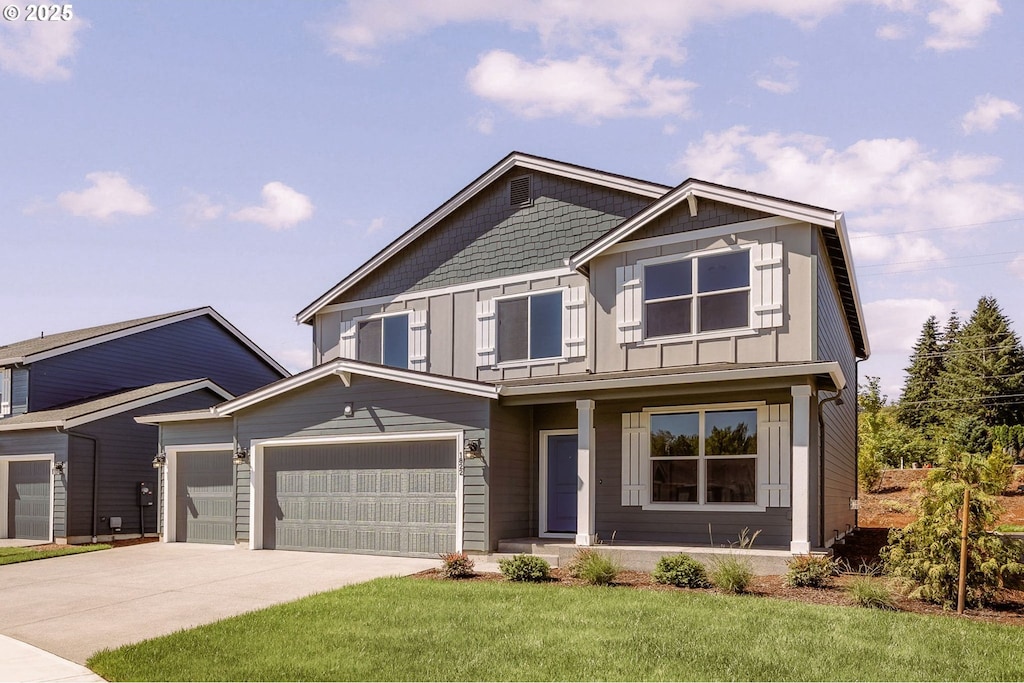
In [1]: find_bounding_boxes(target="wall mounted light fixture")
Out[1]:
[463,439,483,458]
[343,402,354,418]
[53,461,65,475]
[233,447,249,465]
[152,453,167,469]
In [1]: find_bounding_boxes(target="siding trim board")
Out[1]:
[248,431,465,553]
[0,453,56,542]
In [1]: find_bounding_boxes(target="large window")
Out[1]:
[497,291,562,363]
[649,408,758,505]
[643,250,750,338]
[357,314,409,369]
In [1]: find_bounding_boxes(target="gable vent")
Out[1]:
[509,175,532,206]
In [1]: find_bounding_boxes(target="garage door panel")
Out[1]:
[8,460,50,541]
[176,451,234,545]
[265,440,457,557]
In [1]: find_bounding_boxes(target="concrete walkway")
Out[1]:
[0,542,438,680]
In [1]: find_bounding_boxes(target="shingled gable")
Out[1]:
[295,152,670,323]
[567,177,870,359]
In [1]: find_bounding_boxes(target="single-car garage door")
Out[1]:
[8,460,50,540]
[264,440,456,557]
[176,451,235,544]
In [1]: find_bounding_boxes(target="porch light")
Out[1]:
[233,447,249,465]
[53,461,65,475]
[152,453,166,469]
[343,402,354,417]
[463,439,483,458]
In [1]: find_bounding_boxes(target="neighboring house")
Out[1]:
[143,153,868,560]
[0,308,288,543]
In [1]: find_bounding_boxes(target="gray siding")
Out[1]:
[815,236,859,544]
[342,169,651,302]
[0,430,68,537]
[28,314,283,411]
[160,420,234,447]
[11,368,28,415]
[624,199,771,242]
[487,403,534,544]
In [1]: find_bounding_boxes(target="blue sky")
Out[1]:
[2,0,1021,398]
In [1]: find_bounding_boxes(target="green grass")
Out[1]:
[995,523,1024,532]
[89,577,1024,682]
[0,544,110,565]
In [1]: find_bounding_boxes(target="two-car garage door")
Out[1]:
[262,440,457,558]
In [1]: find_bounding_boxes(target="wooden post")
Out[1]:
[957,486,970,615]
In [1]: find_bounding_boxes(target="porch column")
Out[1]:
[575,399,596,546]
[790,385,813,554]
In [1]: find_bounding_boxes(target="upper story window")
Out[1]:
[339,310,428,371]
[0,367,10,416]
[643,249,750,339]
[497,291,562,363]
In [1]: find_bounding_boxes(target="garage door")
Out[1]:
[264,440,456,557]
[176,451,234,544]
[8,460,50,540]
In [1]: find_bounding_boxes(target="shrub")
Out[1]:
[708,555,753,593]
[566,549,619,585]
[847,576,898,610]
[438,551,475,579]
[784,554,839,588]
[858,449,883,492]
[498,554,550,582]
[652,554,710,588]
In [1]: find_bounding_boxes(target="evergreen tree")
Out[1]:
[937,296,1024,427]
[897,315,944,430]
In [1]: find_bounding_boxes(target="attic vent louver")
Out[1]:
[509,175,532,206]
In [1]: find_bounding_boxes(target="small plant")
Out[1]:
[708,555,753,593]
[847,576,898,610]
[881,500,909,514]
[566,549,619,585]
[438,551,475,579]
[652,553,710,588]
[995,524,1024,533]
[498,554,550,582]
[784,554,839,588]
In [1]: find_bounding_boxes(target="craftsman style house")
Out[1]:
[0,308,287,543]
[145,153,868,560]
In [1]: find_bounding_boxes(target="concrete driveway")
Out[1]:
[0,542,438,665]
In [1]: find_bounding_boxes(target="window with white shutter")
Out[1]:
[621,412,646,506]
[615,265,642,344]
[562,286,586,359]
[476,299,496,367]
[752,242,784,329]
[408,309,428,371]
[0,367,11,417]
[339,319,357,360]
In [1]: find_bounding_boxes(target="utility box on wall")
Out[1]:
[138,482,154,507]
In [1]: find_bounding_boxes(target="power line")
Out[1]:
[848,216,1024,240]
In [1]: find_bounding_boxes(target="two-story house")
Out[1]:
[0,307,287,544]
[143,153,868,565]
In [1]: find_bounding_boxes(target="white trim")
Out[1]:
[0,367,11,417]
[348,309,415,369]
[0,454,56,542]
[296,152,667,323]
[790,385,813,554]
[248,431,465,553]
[315,267,577,316]
[135,410,227,425]
[491,287,568,367]
[0,308,289,377]
[834,213,871,357]
[539,429,577,539]
[575,399,596,546]
[600,216,799,257]
[162,443,234,544]
[0,380,234,432]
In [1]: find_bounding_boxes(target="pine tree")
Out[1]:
[897,315,944,430]
[937,296,1024,427]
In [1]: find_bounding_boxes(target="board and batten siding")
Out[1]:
[0,430,68,537]
[28,315,283,412]
[11,368,29,415]
[815,236,859,544]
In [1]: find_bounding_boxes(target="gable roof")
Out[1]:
[295,152,670,324]
[0,379,232,432]
[567,178,870,359]
[0,307,290,375]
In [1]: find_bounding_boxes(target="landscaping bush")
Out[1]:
[566,549,619,585]
[498,554,550,582]
[438,551,475,579]
[847,576,898,610]
[652,553,710,588]
[708,556,753,594]
[784,554,839,588]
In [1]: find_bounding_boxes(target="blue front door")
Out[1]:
[546,434,578,534]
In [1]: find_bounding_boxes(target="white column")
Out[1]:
[575,399,596,546]
[790,385,813,554]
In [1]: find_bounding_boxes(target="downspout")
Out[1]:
[854,357,865,530]
[817,390,843,548]
[62,429,99,543]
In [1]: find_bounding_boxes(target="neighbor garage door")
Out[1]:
[8,460,50,540]
[263,440,456,557]
[175,451,235,544]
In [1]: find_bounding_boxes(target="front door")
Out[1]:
[545,434,577,534]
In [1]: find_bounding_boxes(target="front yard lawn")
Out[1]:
[0,544,110,565]
[89,577,1024,682]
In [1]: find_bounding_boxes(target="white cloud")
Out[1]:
[755,57,799,94]
[466,50,694,121]
[230,182,313,231]
[961,94,1021,134]
[864,298,950,355]
[471,110,496,134]
[274,347,313,373]
[1009,254,1024,280]
[925,0,1001,51]
[0,15,86,81]
[57,172,155,221]
[365,217,386,235]
[182,192,225,224]
[875,23,908,39]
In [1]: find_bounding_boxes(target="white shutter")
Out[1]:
[0,368,10,416]
[621,412,646,506]
[339,319,358,360]
[758,403,791,507]
[615,264,643,344]
[752,242,784,329]
[408,310,428,371]
[476,299,496,367]
[562,286,587,359]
